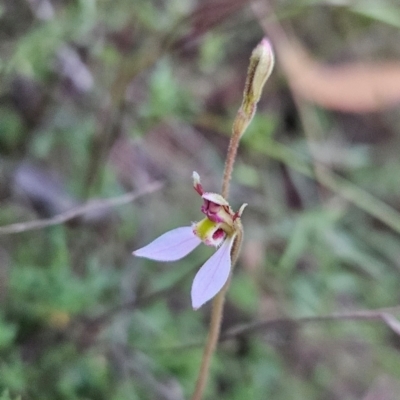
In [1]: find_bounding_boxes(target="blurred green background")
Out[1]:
[2,0,400,399]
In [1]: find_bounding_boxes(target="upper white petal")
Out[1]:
[133,227,201,262]
[202,192,229,206]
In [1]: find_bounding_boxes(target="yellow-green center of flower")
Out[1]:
[192,218,226,247]
[195,218,215,239]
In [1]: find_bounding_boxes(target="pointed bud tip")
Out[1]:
[251,37,274,88]
[253,38,273,58]
[260,38,272,50]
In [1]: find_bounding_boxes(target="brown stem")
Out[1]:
[190,286,226,400]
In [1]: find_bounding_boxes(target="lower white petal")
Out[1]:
[191,235,235,310]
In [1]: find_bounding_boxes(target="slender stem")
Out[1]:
[222,113,247,198]
[191,63,253,400]
[192,35,273,398]
[191,229,243,400]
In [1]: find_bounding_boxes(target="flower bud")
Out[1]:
[242,38,274,117]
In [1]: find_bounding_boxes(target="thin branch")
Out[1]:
[0,181,163,235]
[220,306,400,341]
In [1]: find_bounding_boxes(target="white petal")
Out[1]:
[133,227,201,262]
[202,192,229,206]
[191,236,235,310]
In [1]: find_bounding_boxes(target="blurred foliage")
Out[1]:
[0,390,21,400]
[1,0,400,399]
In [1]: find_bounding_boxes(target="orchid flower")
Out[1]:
[133,172,246,310]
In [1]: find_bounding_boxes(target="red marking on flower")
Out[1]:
[201,200,224,223]
[194,183,204,196]
[212,228,225,241]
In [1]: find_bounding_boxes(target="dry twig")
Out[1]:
[0,181,163,235]
[220,306,400,341]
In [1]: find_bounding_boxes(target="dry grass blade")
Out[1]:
[252,0,400,112]
[279,41,400,112]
